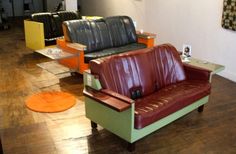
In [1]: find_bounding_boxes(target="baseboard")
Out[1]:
[218,71,236,82]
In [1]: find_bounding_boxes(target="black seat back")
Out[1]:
[62,16,137,52]
[57,11,79,21]
[31,12,54,39]
[55,11,79,36]
[105,16,137,47]
[89,19,113,51]
[63,20,95,53]
[31,11,80,39]
[63,19,113,53]
[51,13,62,37]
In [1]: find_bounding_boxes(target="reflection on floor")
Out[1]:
[0,20,236,154]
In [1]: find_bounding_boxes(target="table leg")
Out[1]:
[0,138,3,154]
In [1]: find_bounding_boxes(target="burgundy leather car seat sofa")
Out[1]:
[83,44,212,151]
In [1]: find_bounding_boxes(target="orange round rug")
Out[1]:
[25,91,76,113]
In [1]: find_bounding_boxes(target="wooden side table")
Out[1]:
[35,47,77,60]
[136,31,156,48]
[56,39,88,74]
[35,46,80,76]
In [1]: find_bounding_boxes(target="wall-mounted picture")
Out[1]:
[182,44,192,57]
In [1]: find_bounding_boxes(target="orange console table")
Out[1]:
[57,39,88,74]
[136,31,156,48]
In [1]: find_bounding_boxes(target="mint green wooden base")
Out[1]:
[85,95,209,143]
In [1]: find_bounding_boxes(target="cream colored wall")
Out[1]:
[79,0,236,81]
[65,0,77,11]
[79,0,146,29]
[46,0,62,12]
[145,0,236,82]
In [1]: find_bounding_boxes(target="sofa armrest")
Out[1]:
[57,39,86,53]
[67,43,87,51]
[184,63,211,81]
[83,87,133,112]
[101,89,133,104]
[136,31,156,48]
[136,31,156,39]
[56,38,89,73]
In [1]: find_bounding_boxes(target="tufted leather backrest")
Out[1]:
[105,16,137,47]
[51,14,62,37]
[153,44,186,89]
[31,12,54,39]
[62,16,137,52]
[53,11,79,37]
[63,20,94,53]
[90,48,156,97]
[31,11,80,39]
[89,44,186,98]
[63,19,113,53]
[89,19,113,51]
[57,11,79,21]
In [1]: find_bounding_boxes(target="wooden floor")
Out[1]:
[0,21,236,154]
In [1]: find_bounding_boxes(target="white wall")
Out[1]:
[46,0,62,12]
[2,0,13,16]
[79,0,236,81]
[65,0,77,11]
[145,0,236,82]
[79,0,146,29]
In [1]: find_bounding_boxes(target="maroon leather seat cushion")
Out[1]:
[134,80,211,129]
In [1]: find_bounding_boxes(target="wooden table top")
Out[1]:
[35,47,77,60]
[182,57,225,74]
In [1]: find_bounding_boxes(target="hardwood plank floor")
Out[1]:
[0,21,236,154]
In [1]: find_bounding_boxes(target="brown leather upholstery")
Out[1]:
[89,44,211,129]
